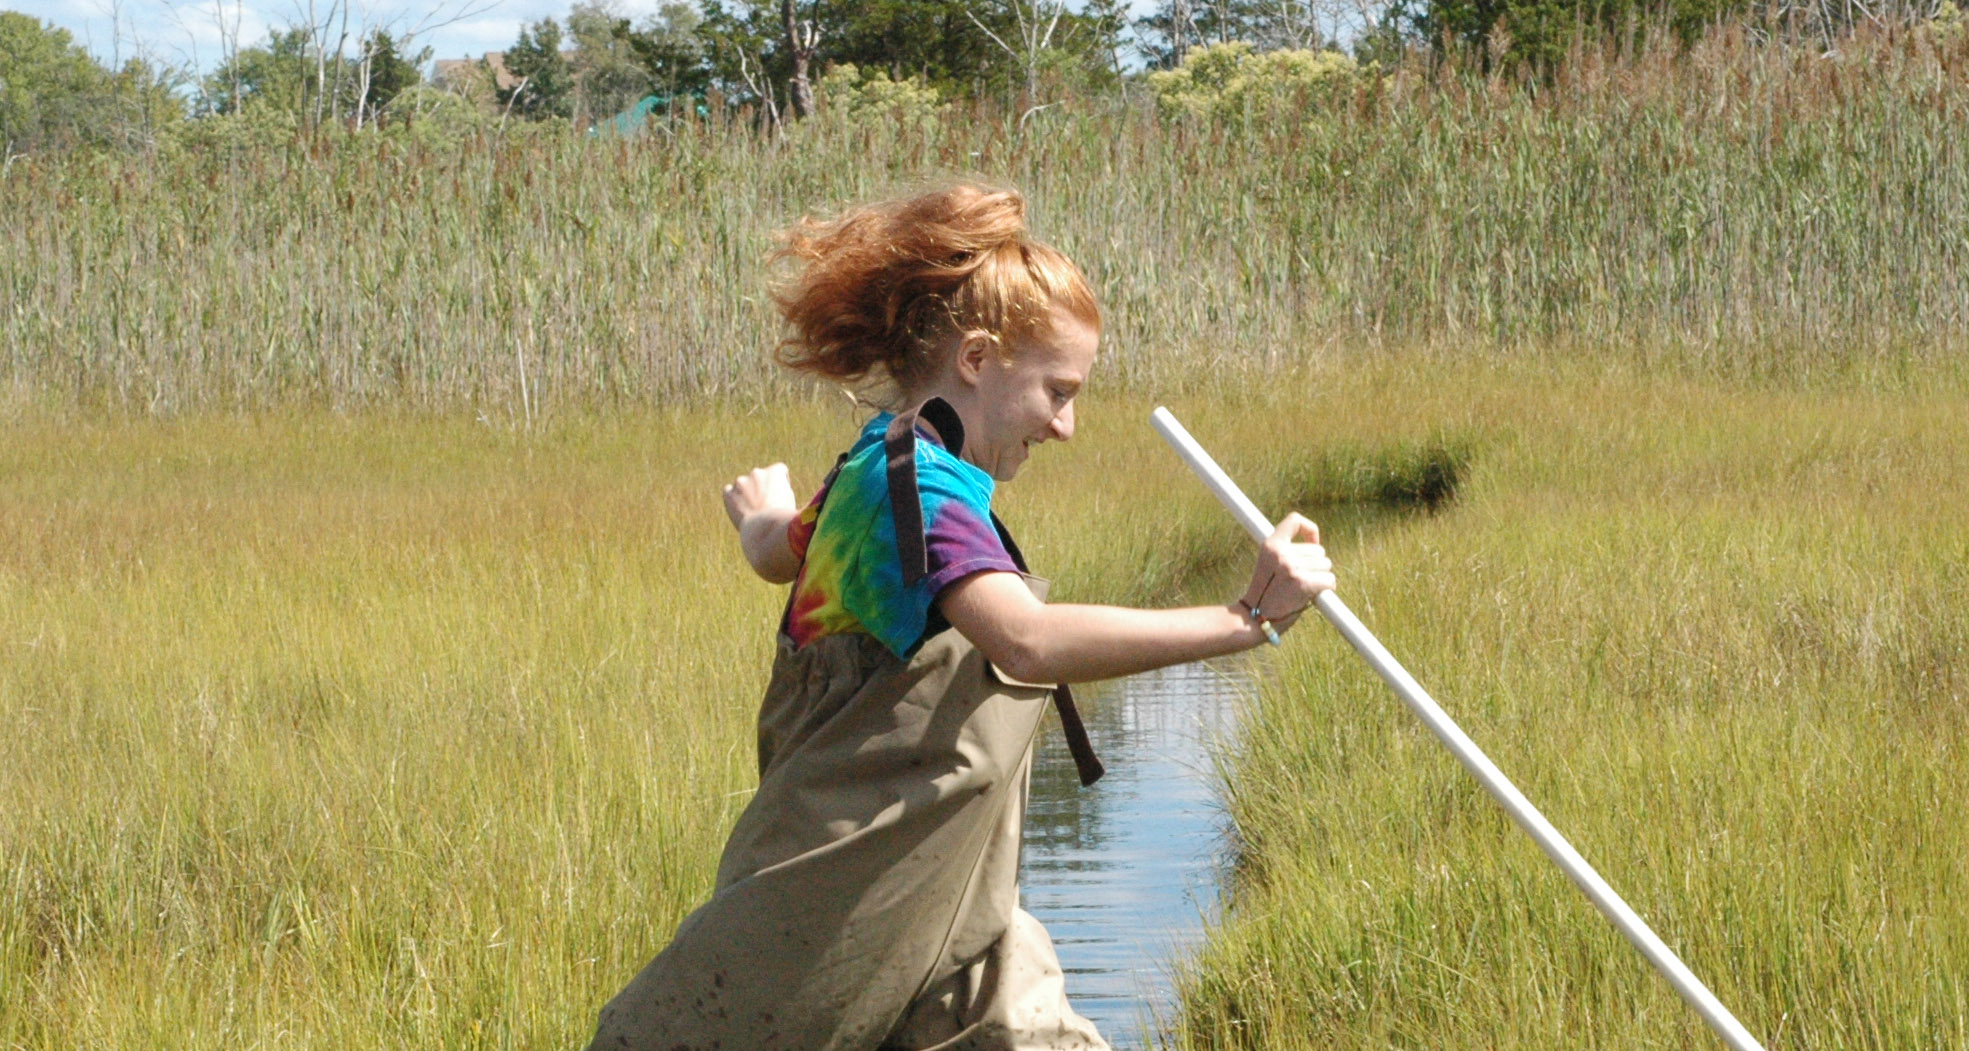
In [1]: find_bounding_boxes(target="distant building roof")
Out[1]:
[432,51,576,93]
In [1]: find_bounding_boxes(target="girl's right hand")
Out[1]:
[723,463,803,584]
[723,463,797,532]
[1240,513,1335,635]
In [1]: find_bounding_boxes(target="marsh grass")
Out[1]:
[2,361,1964,1047]
[0,392,1253,1048]
[0,408,821,1046]
[1165,361,1969,1050]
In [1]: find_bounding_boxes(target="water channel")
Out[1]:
[1020,659,1251,1050]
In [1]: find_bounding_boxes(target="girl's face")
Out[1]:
[955,305,1099,482]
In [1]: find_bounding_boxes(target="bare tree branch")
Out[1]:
[967,0,1070,101]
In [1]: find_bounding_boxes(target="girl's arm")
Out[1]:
[722,463,802,584]
[939,514,1335,685]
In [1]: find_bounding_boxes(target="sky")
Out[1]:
[14,1,1163,77]
[11,0,681,74]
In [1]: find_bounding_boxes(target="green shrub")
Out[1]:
[1933,0,1965,44]
[380,83,495,143]
[1146,41,1358,120]
[159,105,306,156]
[814,62,945,127]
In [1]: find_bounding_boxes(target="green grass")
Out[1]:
[0,409,803,1046]
[5,361,1963,1048]
[0,393,1253,1047]
[1166,361,1969,1049]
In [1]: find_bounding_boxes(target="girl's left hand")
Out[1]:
[1243,513,1335,634]
[723,463,797,531]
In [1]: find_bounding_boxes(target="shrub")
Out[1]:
[814,63,944,127]
[159,105,306,156]
[381,83,495,143]
[1933,0,1966,44]
[1146,41,1358,120]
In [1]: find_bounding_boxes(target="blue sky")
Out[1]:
[13,1,672,74]
[14,1,1161,76]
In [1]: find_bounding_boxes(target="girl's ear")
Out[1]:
[953,330,997,387]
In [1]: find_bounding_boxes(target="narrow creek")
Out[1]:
[1020,658,1250,1049]
[1015,440,1461,1047]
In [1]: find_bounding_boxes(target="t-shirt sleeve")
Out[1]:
[839,442,1020,658]
[917,464,1021,596]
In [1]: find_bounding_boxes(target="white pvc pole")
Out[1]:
[1151,407,1765,1051]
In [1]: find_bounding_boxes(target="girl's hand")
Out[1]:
[1240,513,1335,635]
[723,464,802,584]
[723,463,797,532]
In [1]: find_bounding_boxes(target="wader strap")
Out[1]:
[882,397,1105,787]
[992,512,1106,788]
[1052,683,1104,787]
[884,398,965,587]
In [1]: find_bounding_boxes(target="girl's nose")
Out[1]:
[1049,401,1075,442]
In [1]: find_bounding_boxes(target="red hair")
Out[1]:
[770,183,1099,397]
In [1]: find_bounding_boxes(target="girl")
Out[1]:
[587,183,1333,1051]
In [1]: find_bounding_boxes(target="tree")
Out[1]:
[500,18,575,120]
[971,0,1126,100]
[569,3,652,123]
[1,12,179,155]
[357,30,428,124]
[696,1,788,122]
[965,0,1069,101]
[829,1,1006,95]
[1412,0,1748,71]
[693,0,1126,115]
[1077,0,1132,78]
[2,13,110,154]
[782,0,819,118]
[1136,0,1331,67]
[626,3,711,109]
[104,57,186,148]
[200,27,319,116]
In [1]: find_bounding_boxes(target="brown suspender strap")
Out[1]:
[990,511,1105,787]
[1051,682,1105,787]
[885,398,1105,788]
[884,398,963,588]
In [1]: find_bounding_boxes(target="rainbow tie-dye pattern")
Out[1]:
[784,412,1019,658]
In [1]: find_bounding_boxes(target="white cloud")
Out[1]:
[168,0,274,64]
[10,0,1166,76]
[12,0,275,71]
[12,1,590,73]
[421,16,528,60]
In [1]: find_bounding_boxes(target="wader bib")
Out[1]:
[588,400,1106,1051]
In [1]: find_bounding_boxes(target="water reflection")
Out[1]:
[1021,660,1248,1050]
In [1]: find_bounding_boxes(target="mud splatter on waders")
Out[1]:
[588,399,1108,1051]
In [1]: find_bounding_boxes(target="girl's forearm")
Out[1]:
[738,509,801,583]
[995,600,1272,685]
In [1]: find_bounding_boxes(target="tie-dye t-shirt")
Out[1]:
[784,412,1020,658]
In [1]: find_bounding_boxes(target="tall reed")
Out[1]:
[4,25,1965,415]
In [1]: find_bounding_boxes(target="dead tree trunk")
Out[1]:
[781,0,818,119]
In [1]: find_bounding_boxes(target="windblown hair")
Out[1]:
[769,183,1100,398]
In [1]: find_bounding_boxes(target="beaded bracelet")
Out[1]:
[1237,598,1283,647]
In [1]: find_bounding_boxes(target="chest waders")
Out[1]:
[587,400,1108,1051]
